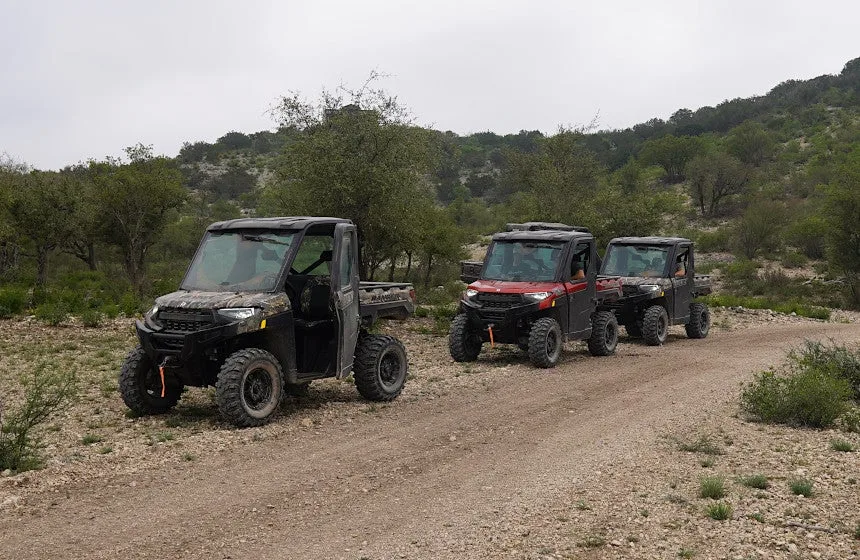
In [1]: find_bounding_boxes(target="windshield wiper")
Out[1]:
[241,234,291,246]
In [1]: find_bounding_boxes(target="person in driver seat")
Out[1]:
[571,260,585,281]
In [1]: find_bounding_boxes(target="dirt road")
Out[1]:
[1,321,858,559]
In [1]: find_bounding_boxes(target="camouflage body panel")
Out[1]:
[154,290,291,334]
[358,282,415,320]
[618,276,711,297]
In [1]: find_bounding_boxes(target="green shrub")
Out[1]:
[699,295,830,320]
[699,476,726,499]
[100,304,121,319]
[741,368,851,428]
[79,309,104,328]
[0,362,78,472]
[119,292,143,317]
[831,439,855,452]
[695,228,732,253]
[414,306,430,318]
[789,479,814,497]
[415,281,466,306]
[34,302,70,327]
[0,286,28,316]
[780,251,808,269]
[838,407,860,433]
[789,340,860,399]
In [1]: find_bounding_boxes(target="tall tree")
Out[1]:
[638,135,702,183]
[261,75,435,279]
[686,152,749,216]
[89,144,185,293]
[823,146,860,307]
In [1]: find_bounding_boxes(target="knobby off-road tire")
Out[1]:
[354,335,408,402]
[449,313,482,362]
[216,348,284,427]
[119,345,182,415]
[528,317,563,368]
[625,322,643,338]
[685,302,711,339]
[643,305,669,346]
[587,311,619,356]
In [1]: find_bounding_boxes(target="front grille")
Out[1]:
[622,285,639,296]
[158,308,215,332]
[477,292,523,310]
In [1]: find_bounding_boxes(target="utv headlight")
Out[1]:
[465,289,479,299]
[639,284,661,293]
[217,307,259,321]
[144,304,161,328]
[524,292,551,302]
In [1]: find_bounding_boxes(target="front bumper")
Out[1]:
[136,319,241,364]
[459,298,541,327]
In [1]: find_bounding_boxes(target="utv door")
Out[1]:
[671,245,692,323]
[332,224,360,378]
[567,241,596,337]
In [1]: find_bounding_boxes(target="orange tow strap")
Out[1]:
[488,326,495,348]
[159,366,166,398]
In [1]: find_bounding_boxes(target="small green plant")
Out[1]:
[0,362,77,472]
[839,407,860,433]
[640,508,650,517]
[98,446,113,454]
[182,453,196,462]
[740,474,770,489]
[700,457,714,468]
[35,302,70,326]
[79,309,104,328]
[747,512,765,523]
[706,501,733,521]
[699,476,726,499]
[789,479,814,497]
[854,523,860,540]
[579,535,606,548]
[677,434,723,455]
[678,548,695,559]
[414,306,429,318]
[831,439,855,452]
[81,434,103,445]
[574,500,591,510]
[155,431,174,443]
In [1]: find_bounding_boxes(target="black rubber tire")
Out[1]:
[625,322,643,338]
[354,335,408,401]
[119,346,182,415]
[528,317,563,368]
[216,348,284,427]
[643,305,669,346]
[685,302,711,339]
[449,313,482,362]
[587,311,619,356]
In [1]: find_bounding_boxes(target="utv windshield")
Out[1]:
[482,240,564,282]
[181,230,296,292]
[602,245,669,278]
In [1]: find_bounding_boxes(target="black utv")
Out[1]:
[120,217,416,427]
[600,236,712,346]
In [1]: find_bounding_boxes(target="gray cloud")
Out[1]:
[1,0,857,169]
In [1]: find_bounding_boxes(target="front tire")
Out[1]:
[587,311,619,356]
[449,313,482,362]
[528,317,563,368]
[119,346,182,415]
[643,305,669,346]
[685,302,711,339]
[216,348,284,427]
[354,335,408,401]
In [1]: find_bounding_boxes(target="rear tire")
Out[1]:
[119,346,182,415]
[354,335,408,401]
[587,311,619,356]
[528,317,562,368]
[216,348,284,427]
[449,313,482,362]
[685,302,711,339]
[643,305,669,346]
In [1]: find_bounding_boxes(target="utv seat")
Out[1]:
[294,276,333,329]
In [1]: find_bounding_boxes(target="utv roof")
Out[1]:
[494,229,593,243]
[609,236,692,245]
[208,217,353,232]
[505,222,590,233]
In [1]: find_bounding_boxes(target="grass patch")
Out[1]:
[699,476,726,499]
[678,548,695,559]
[677,434,723,455]
[831,439,855,452]
[747,512,765,523]
[98,446,113,454]
[579,535,606,548]
[705,501,733,521]
[700,457,715,468]
[740,474,770,489]
[81,434,103,445]
[789,479,814,497]
[700,294,830,320]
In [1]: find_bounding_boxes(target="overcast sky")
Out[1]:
[1,0,857,170]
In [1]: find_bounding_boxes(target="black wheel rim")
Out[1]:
[606,322,618,348]
[546,329,559,357]
[243,368,274,411]
[379,349,404,391]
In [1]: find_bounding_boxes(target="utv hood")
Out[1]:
[154,290,292,314]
